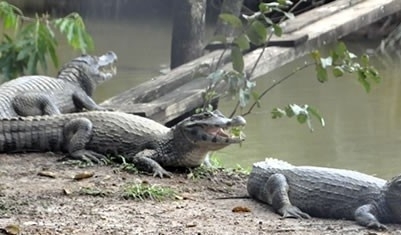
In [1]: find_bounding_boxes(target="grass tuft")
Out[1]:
[122,183,176,202]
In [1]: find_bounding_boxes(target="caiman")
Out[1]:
[0,51,117,117]
[247,158,401,230]
[0,110,246,177]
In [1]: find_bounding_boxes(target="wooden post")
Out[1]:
[170,0,206,69]
[213,0,244,37]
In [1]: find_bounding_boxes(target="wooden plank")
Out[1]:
[281,0,365,34]
[205,33,308,50]
[101,49,230,106]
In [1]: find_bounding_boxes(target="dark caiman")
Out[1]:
[247,158,401,230]
[0,110,246,177]
[0,51,117,117]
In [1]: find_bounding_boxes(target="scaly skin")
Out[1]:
[0,51,117,117]
[247,158,401,230]
[0,110,246,178]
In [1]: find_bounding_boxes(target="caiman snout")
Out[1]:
[179,110,246,149]
[98,51,118,67]
[230,116,246,126]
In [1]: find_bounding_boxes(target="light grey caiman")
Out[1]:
[0,51,117,117]
[247,158,401,230]
[0,110,246,177]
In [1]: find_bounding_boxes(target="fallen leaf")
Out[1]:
[232,206,251,213]
[3,224,20,235]
[186,222,197,228]
[73,172,94,181]
[63,188,72,195]
[37,171,57,178]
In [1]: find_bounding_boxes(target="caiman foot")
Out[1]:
[70,150,109,165]
[152,165,173,178]
[278,205,311,219]
[127,153,173,178]
[355,204,387,230]
[366,221,387,231]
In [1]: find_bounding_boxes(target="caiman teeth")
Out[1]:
[217,128,229,137]
[101,64,117,75]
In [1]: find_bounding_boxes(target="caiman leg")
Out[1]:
[12,93,62,116]
[63,117,108,164]
[264,173,311,219]
[355,204,387,230]
[72,92,109,111]
[126,150,173,178]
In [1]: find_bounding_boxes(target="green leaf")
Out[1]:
[367,68,380,83]
[360,54,369,67]
[258,3,272,14]
[277,0,293,6]
[37,51,47,72]
[310,50,321,63]
[246,20,267,46]
[66,21,75,42]
[335,42,347,57]
[296,113,307,124]
[231,45,244,73]
[358,70,370,92]
[284,105,295,117]
[332,66,344,77]
[55,18,71,33]
[206,70,225,84]
[27,53,38,75]
[315,64,328,83]
[272,24,282,37]
[82,31,94,51]
[283,12,295,20]
[234,34,250,51]
[219,13,243,28]
[48,43,58,68]
[16,47,32,61]
[271,108,285,119]
[251,91,261,108]
[307,106,325,127]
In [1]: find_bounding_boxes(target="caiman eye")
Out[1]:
[395,180,401,188]
[203,112,212,118]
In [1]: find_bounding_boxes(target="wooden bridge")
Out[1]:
[101,0,401,125]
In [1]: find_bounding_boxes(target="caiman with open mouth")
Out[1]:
[0,51,117,117]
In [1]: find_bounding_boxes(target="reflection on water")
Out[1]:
[63,18,401,179]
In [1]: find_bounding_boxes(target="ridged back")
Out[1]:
[0,111,171,155]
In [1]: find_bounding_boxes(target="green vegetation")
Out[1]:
[200,0,381,131]
[120,163,139,174]
[78,187,111,197]
[188,154,250,179]
[0,1,94,80]
[122,183,176,201]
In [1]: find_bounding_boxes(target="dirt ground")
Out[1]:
[0,153,400,235]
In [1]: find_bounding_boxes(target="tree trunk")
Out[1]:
[170,0,206,69]
[213,0,244,37]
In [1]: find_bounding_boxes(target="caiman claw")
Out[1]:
[279,205,311,219]
[153,166,173,178]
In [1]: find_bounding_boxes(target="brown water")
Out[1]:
[57,18,400,179]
